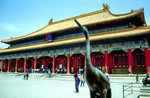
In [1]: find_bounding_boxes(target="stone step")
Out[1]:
[140,86,150,98]
[140,96,150,98]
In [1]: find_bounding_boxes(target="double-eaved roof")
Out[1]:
[0,4,149,53]
[0,27,150,53]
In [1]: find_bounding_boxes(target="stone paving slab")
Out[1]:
[0,73,143,98]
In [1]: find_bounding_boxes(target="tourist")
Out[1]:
[55,68,57,73]
[57,68,60,73]
[23,71,29,80]
[23,73,26,80]
[32,69,34,73]
[78,68,81,74]
[74,74,80,93]
[128,68,131,75]
[28,68,31,72]
[145,73,150,81]
[61,68,64,73]
[142,73,150,86]
[18,68,20,72]
[64,67,66,74]
[80,73,85,87]
[136,74,140,83]
[43,68,45,73]
[48,69,51,78]
[71,67,74,73]
[81,68,84,74]
[26,72,29,80]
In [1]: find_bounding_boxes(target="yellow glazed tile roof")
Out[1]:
[1,8,145,43]
[0,27,150,53]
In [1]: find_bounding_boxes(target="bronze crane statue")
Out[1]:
[74,19,111,98]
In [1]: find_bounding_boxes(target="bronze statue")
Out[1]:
[74,19,111,98]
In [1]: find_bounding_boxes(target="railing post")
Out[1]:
[131,83,133,94]
[123,85,124,98]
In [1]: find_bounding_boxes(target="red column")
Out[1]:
[52,55,56,73]
[7,59,11,72]
[148,50,150,73]
[34,57,37,69]
[15,58,18,72]
[67,54,70,74]
[84,52,86,71]
[31,60,34,69]
[104,51,109,73]
[1,60,4,72]
[73,55,77,73]
[24,58,27,72]
[76,57,78,70]
[91,55,94,66]
[93,55,95,67]
[109,54,113,73]
[144,47,150,73]
[128,49,133,74]
[132,54,135,73]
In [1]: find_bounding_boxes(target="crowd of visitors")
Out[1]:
[24,66,85,74]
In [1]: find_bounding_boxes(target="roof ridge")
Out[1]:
[1,6,146,43]
[108,8,144,16]
[50,9,106,25]
[1,9,106,43]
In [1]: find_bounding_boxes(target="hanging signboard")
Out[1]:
[46,34,52,42]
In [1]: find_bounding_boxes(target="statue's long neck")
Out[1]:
[84,31,94,70]
[73,19,93,71]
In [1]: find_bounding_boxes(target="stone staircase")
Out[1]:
[0,72,146,81]
[50,74,81,81]
[2,72,78,80]
[140,85,150,98]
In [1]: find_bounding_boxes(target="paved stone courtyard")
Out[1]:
[0,73,144,98]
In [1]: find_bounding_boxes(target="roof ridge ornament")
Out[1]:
[143,24,147,27]
[103,3,110,10]
[49,18,53,24]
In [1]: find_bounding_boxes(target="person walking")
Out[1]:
[80,73,85,87]
[26,71,29,80]
[23,73,26,80]
[128,68,132,75]
[136,74,140,83]
[23,71,29,80]
[48,69,51,78]
[74,74,80,93]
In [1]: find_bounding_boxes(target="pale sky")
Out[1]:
[0,0,150,49]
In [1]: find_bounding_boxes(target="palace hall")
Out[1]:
[0,4,150,74]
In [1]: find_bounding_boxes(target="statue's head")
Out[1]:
[74,19,89,39]
[83,26,88,33]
